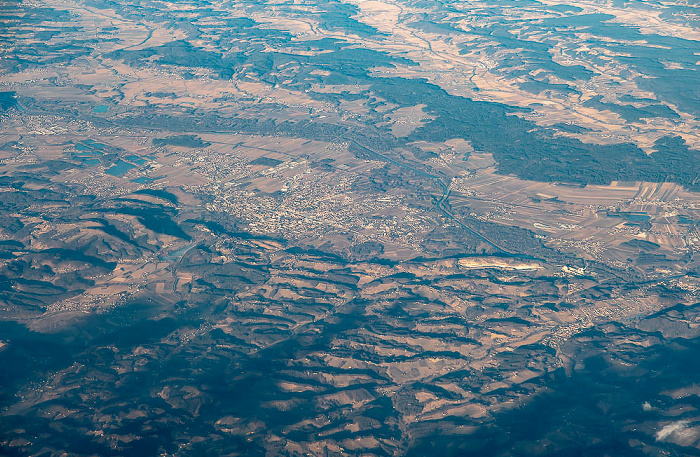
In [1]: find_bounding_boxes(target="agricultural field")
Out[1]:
[0,0,699,455]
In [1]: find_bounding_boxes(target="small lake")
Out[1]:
[82,158,101,166]
[131,177,154,184]
[125,155,147,165]
[105,160,135,177]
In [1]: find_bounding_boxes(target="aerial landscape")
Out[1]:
[0,0,699,455]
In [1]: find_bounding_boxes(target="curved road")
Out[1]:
[347,139,516,255]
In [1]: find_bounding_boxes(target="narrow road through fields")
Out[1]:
[348,139,516,255]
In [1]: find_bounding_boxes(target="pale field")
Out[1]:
[379,103,434,137]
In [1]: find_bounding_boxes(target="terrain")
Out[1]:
[0,0,699,455]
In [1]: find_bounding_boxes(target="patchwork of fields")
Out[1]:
[0,0,699,455]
